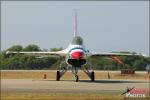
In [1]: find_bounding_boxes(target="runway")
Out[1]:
[2,79,149,94]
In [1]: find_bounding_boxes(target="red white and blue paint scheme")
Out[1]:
[6,10,146,82]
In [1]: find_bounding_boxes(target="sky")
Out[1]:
[1,1,149,56]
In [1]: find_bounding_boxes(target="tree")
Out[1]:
[23,44,41,51]
[50,48,63,52]
[1,44,149,70]
[7,45,23,51]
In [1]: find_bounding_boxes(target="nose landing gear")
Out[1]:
[72,66,79,82]
[75,74,79,82]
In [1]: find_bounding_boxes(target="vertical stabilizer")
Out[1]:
[74,9,78,37]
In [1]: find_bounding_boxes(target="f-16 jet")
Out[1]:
[7,10,145,82]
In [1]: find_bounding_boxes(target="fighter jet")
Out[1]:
[6,10,145,82]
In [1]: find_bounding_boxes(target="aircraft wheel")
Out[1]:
[56,71,60,81]
[75,75,79,82]
[91,71,95,82]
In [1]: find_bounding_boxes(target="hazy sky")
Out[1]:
[1,1,149,55]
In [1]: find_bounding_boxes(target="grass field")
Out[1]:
[0,92,124,100]
[1,93,150,100]
[1,70,149,80]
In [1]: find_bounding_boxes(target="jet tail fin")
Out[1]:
[74,9,78,37]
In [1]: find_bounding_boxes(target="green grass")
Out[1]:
[1,93,124,100]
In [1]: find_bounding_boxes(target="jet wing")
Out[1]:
[91,52,146,56]
[89,52,146,65]
[6,50,67,57]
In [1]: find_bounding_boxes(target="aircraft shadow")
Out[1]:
[34,79,148,83]
[79,79,148,83]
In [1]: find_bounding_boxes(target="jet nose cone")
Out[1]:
[71,51,83,59]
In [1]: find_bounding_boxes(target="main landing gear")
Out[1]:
[56,69,80,82]
[56,69,95,82]
[56,71,60,81]
[56,61,95,82]
[56,68,95,82]
[91,71,95,82]
[82,66,95,82]
[56,69,68,81]
[56,61,68,81]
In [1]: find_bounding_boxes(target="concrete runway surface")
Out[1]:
[1,79,149,94]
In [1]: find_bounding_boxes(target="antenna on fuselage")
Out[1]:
[74,9,78,37]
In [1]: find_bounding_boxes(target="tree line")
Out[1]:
[0,44,150,70]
